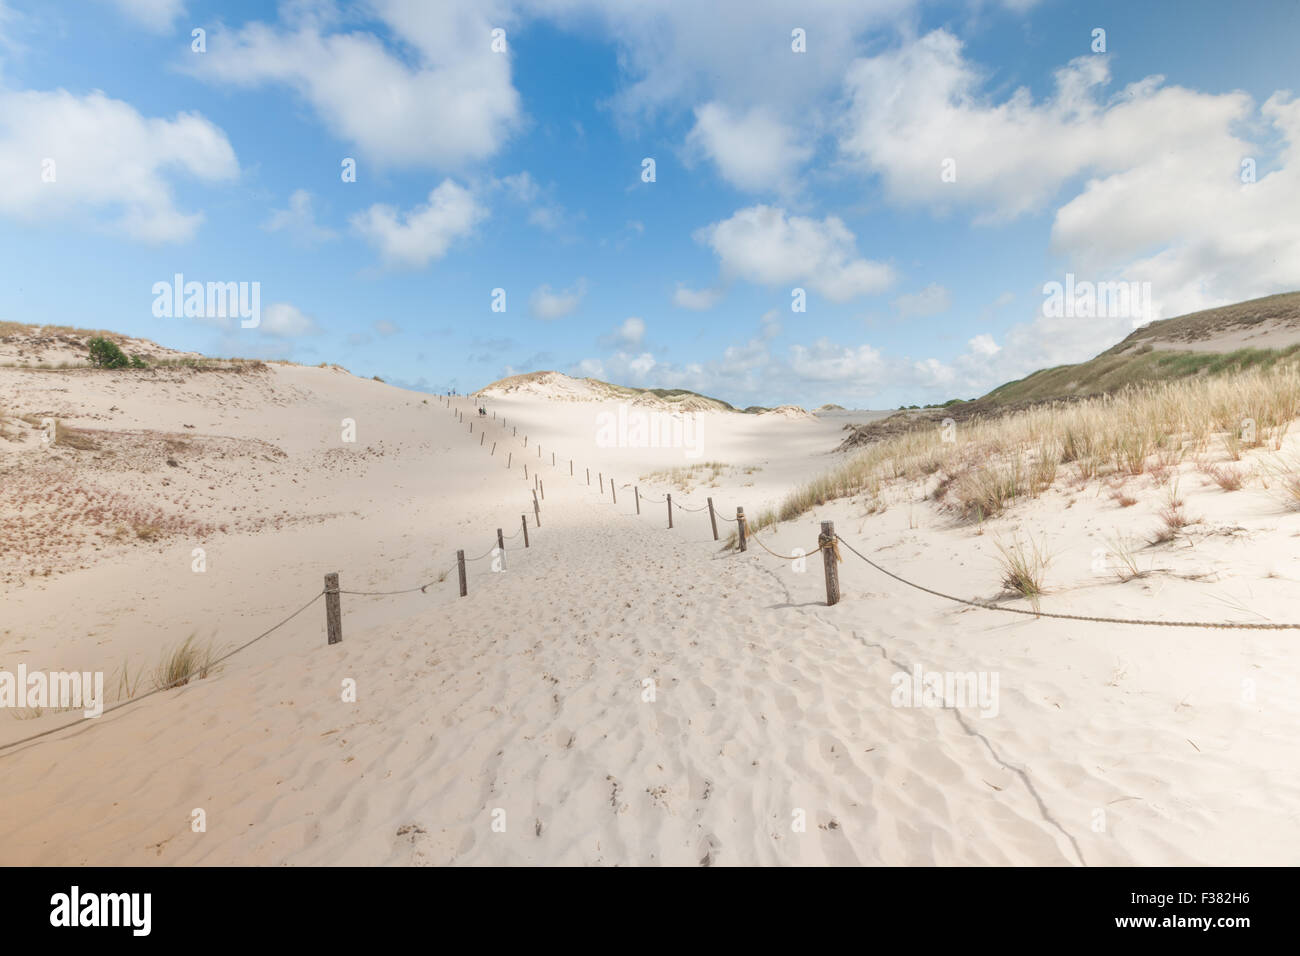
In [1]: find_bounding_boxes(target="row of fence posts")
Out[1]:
[319,395,841,644]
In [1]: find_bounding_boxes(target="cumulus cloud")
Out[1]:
[694,205,894,302]
[263,189,337,244]
[529,278,588,319]
[350,179,485,269]
[603,316,650,348]
[259,302,318,338]
[0,88,237,241]
[189,0,520,169]
[685,101,812,193]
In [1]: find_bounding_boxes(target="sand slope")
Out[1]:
[2,369,1299,866]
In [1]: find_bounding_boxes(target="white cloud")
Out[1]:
[529,278,587,319]
[695,205,894,302]
[263,189,337,244]
[967,333,1000,356]
[613,316,644,347]
[892,282,950,318]
[260,302,318,338]
[672,284,722,310]
[190,1,520,169]
[685,101,811,193]
[0,88,237,241]
[350,179,485,269]
[789,339,886,382]
[840,30,1252,223]
[99,0,185,33]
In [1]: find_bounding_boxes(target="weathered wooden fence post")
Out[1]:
[540,479,545,500]
[513,426,517,436]
[508,452,512,468]
[457,550,467,597]
[820,521,840,606]
[522,514,529,548]
[707,498,718,540]
[524,435,528,447]
[524,463,528,480]
[492,441,497,455]
[497,527,505,558]
[324,572,342,645]
[635,486,640,514]
[599,472,603,493]
[469,421,473,433]
[586,467,590,486]
[552,452,556,466]
[570,459,573,476]
[533,490,541,527]
[537,445,541,458]
[736,508,747,551]
[667,494,673,528]
[480,432,484,446]
[611,480,616,504]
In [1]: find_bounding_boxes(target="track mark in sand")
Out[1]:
[847,626,1088,868]
[697,832,721,866]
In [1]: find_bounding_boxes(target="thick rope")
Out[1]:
[835,533,1300,630]
[0,589,327,756]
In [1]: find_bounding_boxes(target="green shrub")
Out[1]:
[130,354,148,368]
[87,337,130,369]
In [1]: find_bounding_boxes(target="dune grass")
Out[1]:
[723,365,1300,550]
[152,635,222,691]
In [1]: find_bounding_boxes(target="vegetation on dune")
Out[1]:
[727,365,1300,548]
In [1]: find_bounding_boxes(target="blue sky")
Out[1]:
[0,0,1297,408]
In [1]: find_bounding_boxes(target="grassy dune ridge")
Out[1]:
[732,365,1300,545]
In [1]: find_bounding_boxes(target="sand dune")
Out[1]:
[2,357,1299,866]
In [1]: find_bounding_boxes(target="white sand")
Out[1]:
[2,357,1298,865]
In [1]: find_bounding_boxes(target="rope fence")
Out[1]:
[444,393,1300,631]
[12,390,1295,757]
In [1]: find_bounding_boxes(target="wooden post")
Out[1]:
[540,479,545,500]
[457,550,467,597]
[324,572,342,645]
[497,528,505,568]
[667,494,673,528]
[524,435,528,447]
[537,444,541,458]
[469,421,473,433]
[533,496,541,527]
[611,480,616,504]
[480,432,485,446]
[635,486,640,514]
[820,521,840,606]
[570,459,573,476]
[586,467,590,486]
[492,441,496,455]
[736,508,747,551]
[707,498,718,540]
[599,472,603,493]
[508,452,512,468]
[522,514,529,548]
[552,452,555,466]
[524,463,528,480]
